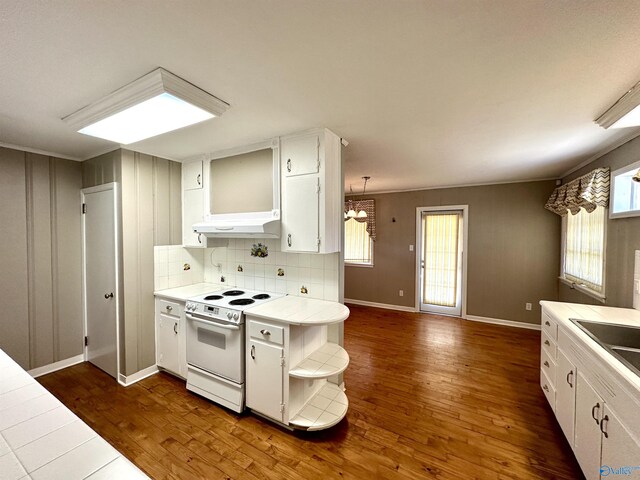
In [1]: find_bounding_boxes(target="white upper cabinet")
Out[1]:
[282,133,320,177]
[183,161,203,190]
[281,129,342,254]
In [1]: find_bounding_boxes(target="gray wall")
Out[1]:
[0,147,83,370]
[344,181,560,325]
[83,149,181,376]
[559,135,640,307]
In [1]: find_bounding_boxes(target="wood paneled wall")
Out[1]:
[0,147,83,370]
[83,149,181,376]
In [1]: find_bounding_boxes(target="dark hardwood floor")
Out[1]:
[38,305,584,480]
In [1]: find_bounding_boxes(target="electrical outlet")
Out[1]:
[525,303,532,311]
[399,290,404,297]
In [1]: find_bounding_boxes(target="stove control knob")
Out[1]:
[227,312,233,320]
[233,313,239,320]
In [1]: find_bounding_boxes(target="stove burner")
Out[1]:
[222,290,244,296]
[204,295,224,301]
[229,298,255,306]
[252,294,271,300]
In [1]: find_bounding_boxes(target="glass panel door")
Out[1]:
[419,210,463,316]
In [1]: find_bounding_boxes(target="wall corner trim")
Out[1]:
[117,365,158,387]
[344,298,417,313]
[464,314,541,331]
[28,354,84,378]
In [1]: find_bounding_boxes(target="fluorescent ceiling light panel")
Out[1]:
[596,80,640,129]
[63,68,229,144]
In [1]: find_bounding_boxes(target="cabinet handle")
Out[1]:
[260,329,271,336]
[104,292,114,299]
[166,305,173,311]
[566,370,573,388]
[174,322,178,335]
[600,414,609,438]
[286,158,291,172]
[197,173,201,185]
[250,344,255,360]
[543,384,549,392]
[287,234,292,247]
[544,340,550,346]
[592,403,600,425]
[543,361,549,368]
[198,233,202,244]
[545,320,551,327]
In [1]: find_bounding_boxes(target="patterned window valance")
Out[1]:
[344,198,376,241]
[545,167,610,216]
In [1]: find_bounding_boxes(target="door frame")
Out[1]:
[81,182,122,381]
[414,205,469,317]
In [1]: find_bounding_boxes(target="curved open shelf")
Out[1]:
[289,382,348,431]
[289,343,349,379]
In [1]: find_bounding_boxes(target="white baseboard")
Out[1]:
[117,365,158,387]
[28,354,85,378]
[464,314,541,331]
[344,298,416,313]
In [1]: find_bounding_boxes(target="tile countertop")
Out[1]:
[245,295,349,325]
[154,282,224,302]
[0,349,148,480]
[540,300,640,392]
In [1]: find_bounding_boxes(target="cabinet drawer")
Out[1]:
[541,330,556,359]
[540,348,557,387]
[249,320,284,345]
[540,368,556,411]
[541,312,558,341]
[157,298,184,318]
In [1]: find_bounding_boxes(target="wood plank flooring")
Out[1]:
[37,305,584,480]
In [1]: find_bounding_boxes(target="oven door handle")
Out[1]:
[185,313,241,331]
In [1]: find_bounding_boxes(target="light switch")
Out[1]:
[409,245,414,251]
[635,279,640,294]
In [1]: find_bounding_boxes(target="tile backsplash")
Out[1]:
[154,245,204,290]
[154,240,340,301]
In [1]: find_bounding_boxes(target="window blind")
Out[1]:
[564,206,605,292]
[423,213,460,307]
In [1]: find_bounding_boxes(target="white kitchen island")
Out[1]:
[244,296,350,431]
[0,349,148,480]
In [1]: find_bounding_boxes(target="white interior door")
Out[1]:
[418,208,465,316]
[83,184,118,378]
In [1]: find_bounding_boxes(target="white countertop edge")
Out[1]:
[245,296,350,325]
[154,282,224,302]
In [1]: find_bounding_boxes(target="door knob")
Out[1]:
[104,292,114,299]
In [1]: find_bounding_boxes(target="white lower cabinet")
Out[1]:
[155,297,187,379]
[245,316,349,430]
[246,339,284,423]
[574,372,605,480]
[542,305,640,480]
[555,348,576,445]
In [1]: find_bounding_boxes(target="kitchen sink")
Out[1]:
[570,319,640,377]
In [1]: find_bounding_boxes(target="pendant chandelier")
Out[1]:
[346,176,370,219]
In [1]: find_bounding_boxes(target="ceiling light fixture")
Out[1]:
[62,68,229,144]
[596,80,640,129]
[357,176,370,218]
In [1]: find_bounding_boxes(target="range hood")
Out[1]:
[193,211,280,238]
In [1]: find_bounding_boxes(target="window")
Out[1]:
[345,218,373,265]
[610,160,640,218]
[562,205,606,297]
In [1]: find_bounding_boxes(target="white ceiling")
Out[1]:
[2,0,640,193]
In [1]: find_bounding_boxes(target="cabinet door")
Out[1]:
[183,161,203,190]
[182,188,206,248]
[574,372,604,480]
[600,406,640,478]
[157,313,180,375]
[281,134,320,177]
[555,348,577,446]
[246,340,284,422]
[282,176,320,252]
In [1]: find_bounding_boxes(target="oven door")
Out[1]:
[186,312,244,384]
